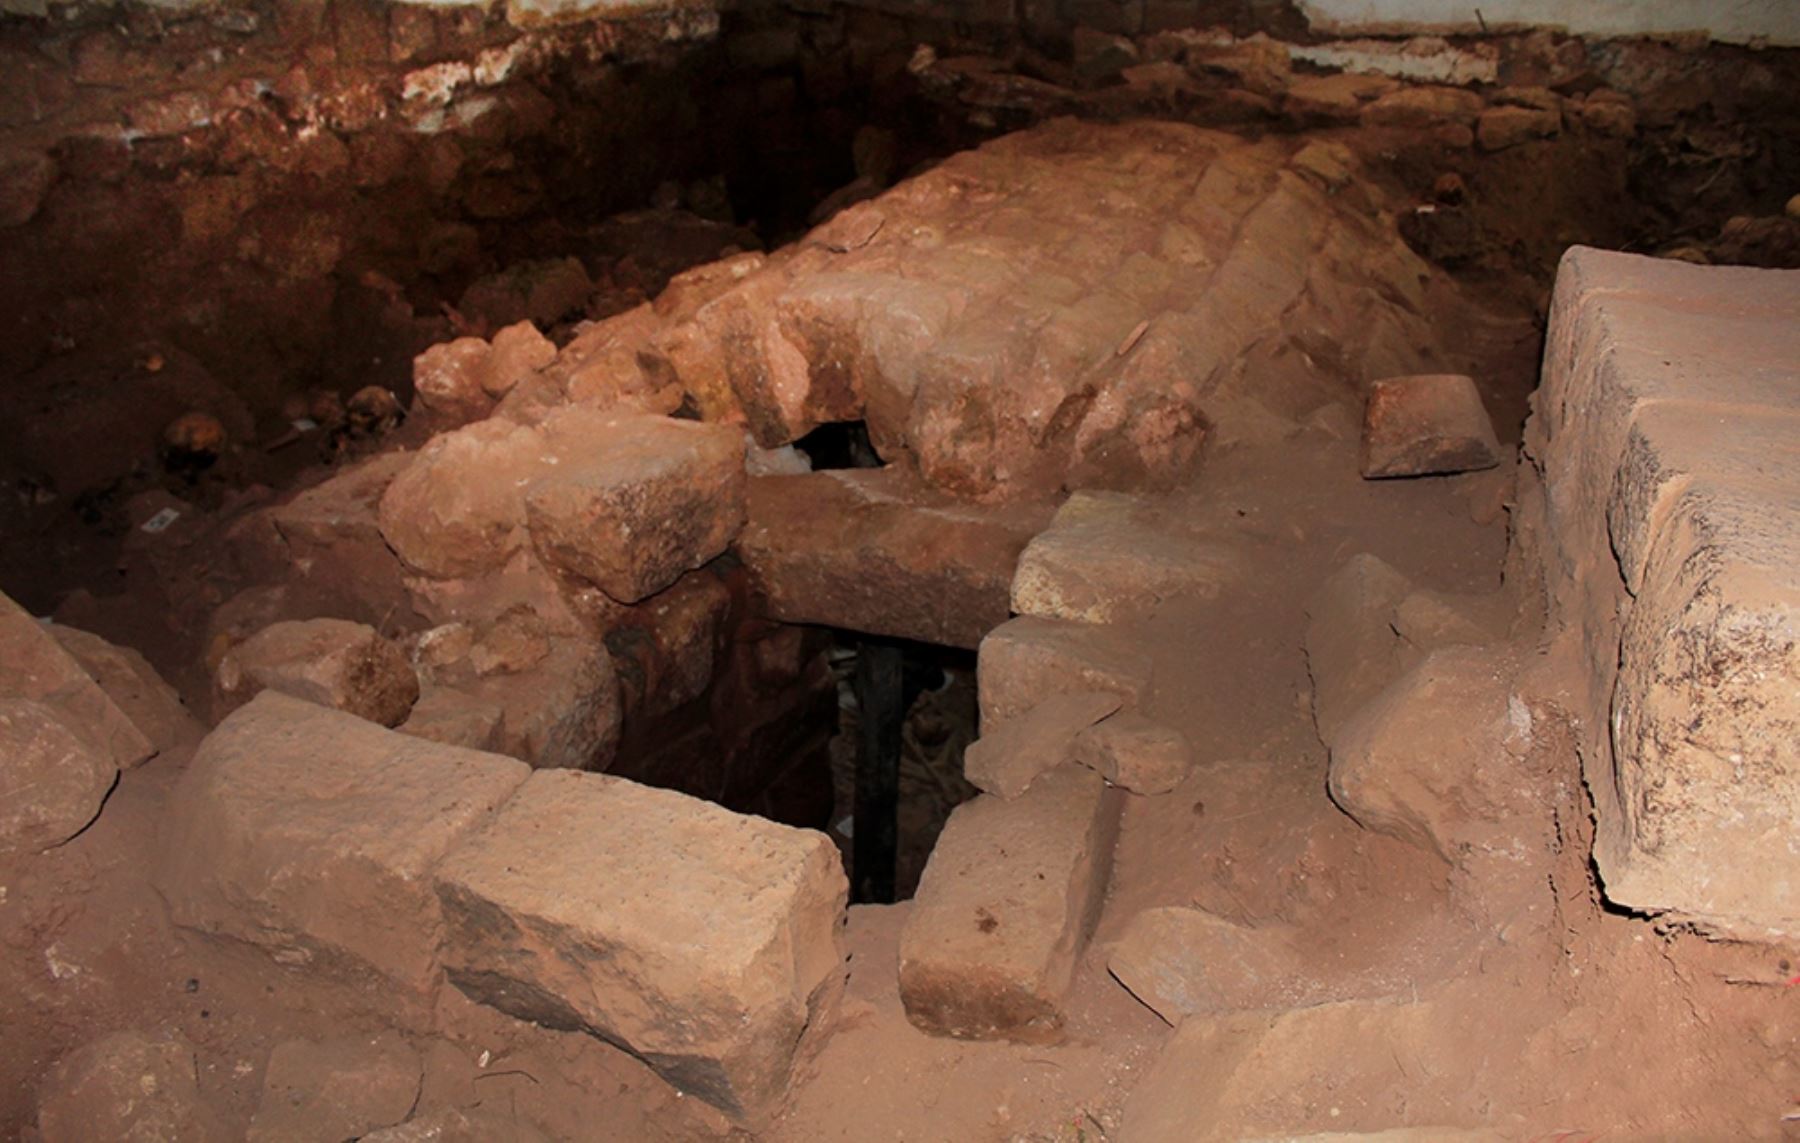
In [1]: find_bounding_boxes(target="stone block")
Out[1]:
[525,411,747,604]
[49,624,201,754]
[411,336,496,425]
[158,692,531,992]
[269,451,416,619]
[248,1032,422,1143]
[737,467,1050,649]
[378,419,547,579]
[1607,476,1800,937]
[1011,490,1245,623]
[215,618,420,728]
[434,769,848,1123]
[1108,906,1305,1023]
[1359,374,1501,479]
[398,685,506,753]
[1476,103,1559,150]
[964,690,1123,799]
[36,1030,227,1143]
[0,590,152,769]
[1072,711,1194,794]
[1328,647,1528,865]
[899,764,1122,1043]
[1358,85,1484,128]
[0,698,118,858]
[977,616,1153,727]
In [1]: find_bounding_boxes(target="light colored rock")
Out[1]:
[411,336,496,424]
[525,411,747,604]
[248,1032,422,1143]
[899,764,1122,1043]
[482,320,556,397]
[378,419,546,579]
[474,632,621,770]
[398,685,506,753]
[434,769,848,1124]
[0,698,117,858]
[978,616,1154,728]
[1476,103,1559,150]
[963,690,1123,799]
[1359,374,1501,479]
[1011,491,1246,623]
[1072,711,1195,794]
[1358,84,1484,128]
[158,692,531,993]
[1108,906,1307,1023]
[215,618,420,727]
[1328,646,1529,865]
[36,1030,227,1143]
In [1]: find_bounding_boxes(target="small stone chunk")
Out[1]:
[434,769,848,1124]
[1358,374,1501,479]
[525,411,747,604]
[977,616,1153,727]
[964,690,1124,799]
[378,418,546,579]
[248,1032,422,1143]
[0,698,118,858]
[214,617,420,727]
[159,692,531,993]
[411,336,495,424]
[36,1030,227,1143]
[1072,712,1195,794]
[899,764,1123,1043]
[1108,906,1306,1024]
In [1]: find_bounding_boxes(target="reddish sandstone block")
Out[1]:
[899,764,1123,1042]
[0,699,118,858]
[1072,712,1195,795]
[158,692,530,992]
[0,590,152,769]
[1359,374,1501,479]
[525,411,747,604]
[214,618,419,728]
[977,616,1154,728]
[377,419,546,579]
[963,690,1123,799]
[434,769,848,1123]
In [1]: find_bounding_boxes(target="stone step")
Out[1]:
[898,763,1123,1043]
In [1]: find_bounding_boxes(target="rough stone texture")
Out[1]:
[361,1106,554,1143]
[0,698,117,858]
[1476,103,1560,150]
[0,590,152,769]
[963,690,1123,799]
[737,467,1052,649]
[267,451,416,621]
[36,1029,227,1143]
[484,320,558,397]
[1359,374,1501,479]
[49,623,201,753]
[473,633,622,769]
[412,336,497,425]
[899,764,1123,1043]
[1072,711,1195,794]
[1329,647,1532,866]
[648,120,1467,502]
[977,615,1154,727]
[525,410,747,603]
[399,685,506,753]
[1525,247,1800,939]
[214,618,420,727]
[159,692,531,992]
[1358,84,1484,128]
[1011,490,1246,623]
[1120,998,1479,1143]
[378,419,546,580]
[248,1032,423,1143]
[434,769,847,1124]
[1108,906,1304,1023]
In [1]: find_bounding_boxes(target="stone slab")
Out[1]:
[898,764,1122,1043]
[434,768,848,1123]
[158,692,531,992]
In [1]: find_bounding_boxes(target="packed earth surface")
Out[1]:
[3,2,1800,1140]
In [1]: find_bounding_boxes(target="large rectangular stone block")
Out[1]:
[898,764,1123,1043]
[977,615,1153,727]
[736,467,1050,649]
[433,769,848,1124]
[157,692,531,992]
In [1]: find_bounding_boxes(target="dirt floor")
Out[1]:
[5,55,1800,1139]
